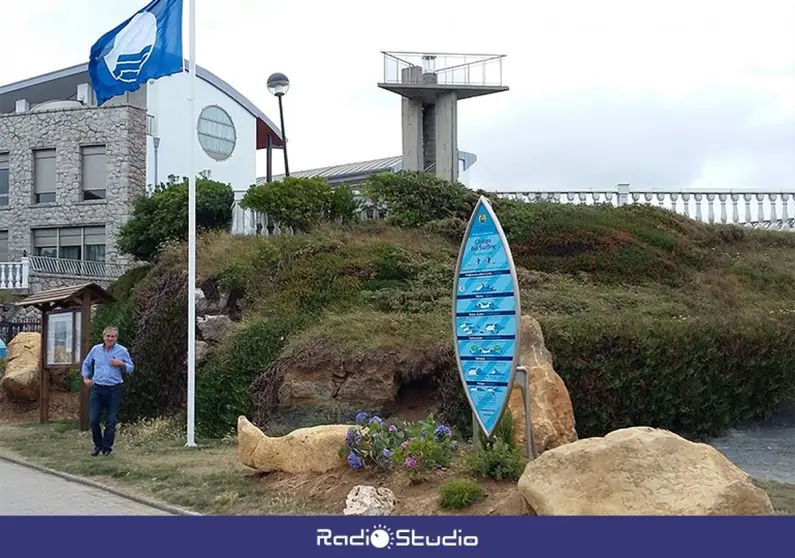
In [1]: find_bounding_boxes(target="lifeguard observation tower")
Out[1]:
[378,51,508,183]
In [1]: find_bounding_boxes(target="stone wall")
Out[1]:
[0,104,147,269]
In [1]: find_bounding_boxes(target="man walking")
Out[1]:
[81,326,134,456]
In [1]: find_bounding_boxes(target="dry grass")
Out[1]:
[288,310,451,354]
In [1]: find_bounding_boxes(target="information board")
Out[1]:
[452,195,522,438]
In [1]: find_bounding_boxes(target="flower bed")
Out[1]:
[340,412,456,481]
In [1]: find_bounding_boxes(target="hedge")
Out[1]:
[543,313,795,440]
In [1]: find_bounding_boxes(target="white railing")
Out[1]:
[0,258,30,289]
[496,184,795,231]
[231,184,795,237]
[28,255,125,279]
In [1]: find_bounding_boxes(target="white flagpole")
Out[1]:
[186,0,197,448]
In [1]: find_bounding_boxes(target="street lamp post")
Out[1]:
[267,72,290,178]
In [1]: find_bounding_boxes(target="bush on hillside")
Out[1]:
[361,171,733,286]
[543,313,795,440]
[120,269,189,421]
[91,264,152,347]
[361,171,480,228]
[195,313,308,438]
[239,177,359,231]
[117,175,235,261]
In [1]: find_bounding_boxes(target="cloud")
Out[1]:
[463,82,795,191]
[1,0,793,191]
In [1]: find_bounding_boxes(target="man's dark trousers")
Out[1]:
[89,383,123,452]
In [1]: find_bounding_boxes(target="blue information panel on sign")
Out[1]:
[452,196,521,438]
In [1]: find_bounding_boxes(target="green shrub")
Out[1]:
[196,313,308,438]
[361,171,475,228]
[239,177,359,231]
[118,175,235,261]
[438,479,486,510]
[468,414,527,482]
[495,201,713,286]
[543,313,795,440]
[468,440,527,482]
[120,269,189,422]
[91,265,152,347]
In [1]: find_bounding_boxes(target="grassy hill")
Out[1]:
[94,180,795,443]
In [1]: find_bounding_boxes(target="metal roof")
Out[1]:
[0,61,283,143]
[15,282,114,310]
[257,151,479,185]
[258,155,403,185]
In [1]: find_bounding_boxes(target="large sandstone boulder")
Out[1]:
[0,332,41,402]
[237,416,351,474]
[507,315,577,453]
[518,426,775,515]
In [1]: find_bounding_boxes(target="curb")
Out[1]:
[0,452,202,516]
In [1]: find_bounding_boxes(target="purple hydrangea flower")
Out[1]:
[434,425,452,439]
[345,427,361,448]
[383,448,393,458]
[355,411,369,425]
[369,416,383,425]
[404,456,418,469]
[388,424,398,433]
[347,453,365,470]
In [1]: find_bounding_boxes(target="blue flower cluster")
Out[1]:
[339,410,456,475]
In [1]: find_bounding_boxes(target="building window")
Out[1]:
[33,148,56,203]
[32,226,106,262]
[197,105,236,161]
[0,230,8,262]
[81,145,107,200]
[0,152,8,207]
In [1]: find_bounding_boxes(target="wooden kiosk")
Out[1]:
[15,283,114,430]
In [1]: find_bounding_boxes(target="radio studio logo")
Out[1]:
[316,523,479,549]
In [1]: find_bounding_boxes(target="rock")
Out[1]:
[508,315,577,454]
[0,332,41,402]
[196,285,229,315]
[195,340,210,364]
[237,416,351,474]
[517,426,775,515]
[197,314,232,344]
[343,485,396,516]
[276,347,399,411]
[194,288,207,311]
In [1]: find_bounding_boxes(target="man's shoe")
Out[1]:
[102,448,112,456]
[91,447,101,457]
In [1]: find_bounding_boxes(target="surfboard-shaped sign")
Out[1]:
[452,195,521,439]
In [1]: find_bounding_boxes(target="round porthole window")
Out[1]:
[197,105,236,161]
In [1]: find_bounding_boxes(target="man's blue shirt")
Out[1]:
[81,343,134,386]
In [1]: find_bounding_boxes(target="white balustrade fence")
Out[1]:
[0,258,29,289]
[497,185,795,231]
[231,184,795,237]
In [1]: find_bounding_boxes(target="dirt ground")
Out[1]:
[256,466,529,516]
[0,390,80,421]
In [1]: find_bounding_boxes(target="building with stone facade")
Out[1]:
[0,62,284,308]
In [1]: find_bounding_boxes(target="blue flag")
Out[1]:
[88,0,184,106]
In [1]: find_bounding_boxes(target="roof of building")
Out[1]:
[260,155,403,185]
[0,61,283,147]
[15,282,114,311]
[258,152,478,185]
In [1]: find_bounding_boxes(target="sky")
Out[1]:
[1,0,793,192]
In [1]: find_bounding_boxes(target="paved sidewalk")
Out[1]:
[0,459,171,515]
